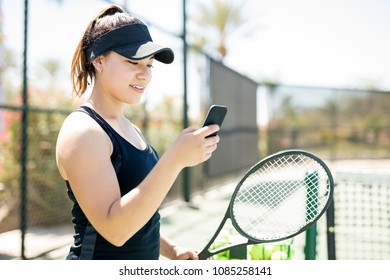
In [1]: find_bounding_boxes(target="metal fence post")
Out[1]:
[20,0,29,260]
[304,170,319,260]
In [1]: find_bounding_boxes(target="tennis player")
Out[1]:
[55,5,220,260]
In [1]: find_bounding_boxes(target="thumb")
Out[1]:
[182,125,199,133]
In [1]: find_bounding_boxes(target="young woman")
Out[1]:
[55,5,220,260]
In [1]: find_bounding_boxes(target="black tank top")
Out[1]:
[65,106,160,260]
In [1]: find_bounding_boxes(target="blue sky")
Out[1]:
[2,0,390,117]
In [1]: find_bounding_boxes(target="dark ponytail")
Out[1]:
[70,5,142,97]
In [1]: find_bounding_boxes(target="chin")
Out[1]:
[126,97,142,105]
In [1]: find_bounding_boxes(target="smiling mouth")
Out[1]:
[130,85,145,90]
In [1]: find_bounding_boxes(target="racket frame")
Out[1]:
[198,149,334,260]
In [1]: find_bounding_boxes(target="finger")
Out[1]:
[183,125,199,133]
[204,144,218,160]
[204,136,220,149]
[205,142,218,153]
[188,251,199,260]
[194,125,220,138]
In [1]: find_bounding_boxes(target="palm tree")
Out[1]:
[190,0,256,60]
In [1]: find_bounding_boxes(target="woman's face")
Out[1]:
[96,51,154,105]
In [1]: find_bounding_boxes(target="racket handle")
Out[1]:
[198,250,209,260]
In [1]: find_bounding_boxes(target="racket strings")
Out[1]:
[231,154,331,241]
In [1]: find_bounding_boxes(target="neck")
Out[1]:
[86,90,125,119]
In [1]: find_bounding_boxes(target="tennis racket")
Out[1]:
[198,149,334,260]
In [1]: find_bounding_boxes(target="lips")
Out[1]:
[130,84,144,90]
[130,84,145,93]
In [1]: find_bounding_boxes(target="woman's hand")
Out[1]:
[166,125,220,169]
[160,235,199,260]
[172,246,199,260]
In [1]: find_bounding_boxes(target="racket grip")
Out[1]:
[198,249,210,260]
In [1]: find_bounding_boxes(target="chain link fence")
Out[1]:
[1,0,389,259]
[262,85,390,160]
[1,84,389,259]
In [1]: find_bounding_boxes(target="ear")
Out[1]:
[92,56,104,73]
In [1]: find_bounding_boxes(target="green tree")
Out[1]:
[190,0,257,60]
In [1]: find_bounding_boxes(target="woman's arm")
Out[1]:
[56,112,220,246]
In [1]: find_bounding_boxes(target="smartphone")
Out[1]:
[202,105,228,138]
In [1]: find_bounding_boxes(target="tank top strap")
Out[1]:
[76,106,117,143]
[75,106,125,176]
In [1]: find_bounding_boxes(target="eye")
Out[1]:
[128,60,138,65]
[147,64,154,69]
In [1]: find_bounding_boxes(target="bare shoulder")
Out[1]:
[56,111,112,179]
[57,111,106,146]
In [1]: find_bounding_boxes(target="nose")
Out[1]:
[136,65,151,81]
